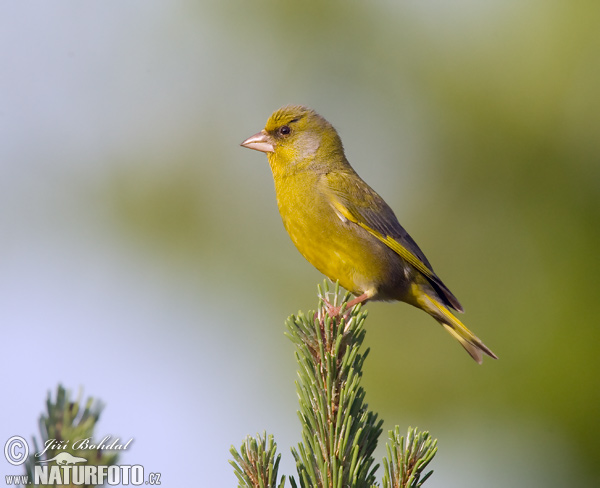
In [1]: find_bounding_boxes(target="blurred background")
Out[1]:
[1,1,599,486]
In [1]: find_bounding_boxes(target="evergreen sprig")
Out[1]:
[231,281,438,488]
[25,384,119,488]
[286,281,383,488]
[230,432,286,488]
[381,427,438,488]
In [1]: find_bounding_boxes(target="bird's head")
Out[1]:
[241,105,345,173]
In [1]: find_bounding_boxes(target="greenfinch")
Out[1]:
[241,105,496,363]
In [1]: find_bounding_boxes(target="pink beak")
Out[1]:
[240,130,274,153]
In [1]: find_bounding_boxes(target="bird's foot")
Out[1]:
[324,300,345,319]
[321,292,370,321]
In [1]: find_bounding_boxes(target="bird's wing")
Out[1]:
[322,171,463,312]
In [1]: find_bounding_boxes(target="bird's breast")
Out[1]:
[272,172,407,299]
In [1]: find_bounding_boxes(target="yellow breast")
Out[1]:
[272,170,397,298]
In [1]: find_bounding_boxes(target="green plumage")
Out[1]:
[242,105,496,363]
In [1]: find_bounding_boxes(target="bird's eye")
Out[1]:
[279,125,291,136]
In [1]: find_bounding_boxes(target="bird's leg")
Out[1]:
[346,293,370,309]
[325,292,370,318]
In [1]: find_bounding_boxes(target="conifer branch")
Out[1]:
[25,384,120,488]
[229,432,286,488]
[286,281,383,488]
[231,281,438,488]
[381,427,437,488]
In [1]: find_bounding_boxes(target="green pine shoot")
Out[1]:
[231,281,438,488]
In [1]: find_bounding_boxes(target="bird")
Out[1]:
[241,105,497,363]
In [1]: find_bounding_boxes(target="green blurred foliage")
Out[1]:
[102,0,599,485]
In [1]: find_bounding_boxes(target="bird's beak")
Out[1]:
[240,130,274,153]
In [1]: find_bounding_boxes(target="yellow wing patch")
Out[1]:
[327,195,436,281]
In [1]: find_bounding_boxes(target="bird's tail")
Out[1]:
[413,286,497,364]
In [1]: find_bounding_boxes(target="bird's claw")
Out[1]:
[322,298,351,321]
